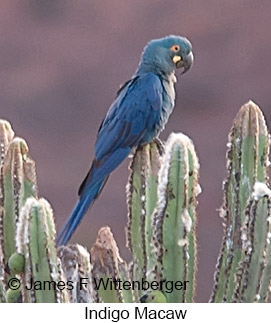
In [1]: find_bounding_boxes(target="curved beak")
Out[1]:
[178,51,194,74]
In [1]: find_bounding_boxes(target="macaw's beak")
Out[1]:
[175,51,194,74]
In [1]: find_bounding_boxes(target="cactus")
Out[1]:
[126,140,163,300]
[0,123,37,294]
[211,101,271,302]
[233,192,271,302]
[91,226,133,303]
[58,244,94,302]
[126,135,199,303]
[1,99,271,303]
[0,120,15,302]
[152,133,200,303]
[14,197,69,303]
[0,120,38,301]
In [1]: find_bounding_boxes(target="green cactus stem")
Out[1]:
[233,189,271,302]
[153,133,200,303]
[211,101,270,302]
[91,226,133,303]
[126,140,163,300]
[58,244,95,303]
[0,119,14,170]
[1,136,37,290]
[15,197,68,303]
[0,120,15,301]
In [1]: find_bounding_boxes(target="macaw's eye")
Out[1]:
[170,45,180,52]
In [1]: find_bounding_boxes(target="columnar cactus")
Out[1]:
[0,120,14,301]
[1,99,271,303]
[0,135,37,289]
[14,197,68,303]
[58,244,94,302]
[0,121,38,301]
[126,140,163,300]
[152,133,200,303]
[91,226,133,303]
[211,101,271,302]
[233,191,271,302]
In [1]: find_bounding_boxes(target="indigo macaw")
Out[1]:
[57,35,194,245]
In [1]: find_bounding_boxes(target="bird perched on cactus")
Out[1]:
[57,35,194,245]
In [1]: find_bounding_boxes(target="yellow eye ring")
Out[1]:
[170,45,181,52]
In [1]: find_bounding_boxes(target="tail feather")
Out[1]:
[56,178,106,245]
[57,148,131,245]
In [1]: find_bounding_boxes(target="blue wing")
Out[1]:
[57,73,163,245]
[80,72,163,195]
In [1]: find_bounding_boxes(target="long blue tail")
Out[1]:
[56,178,106,245]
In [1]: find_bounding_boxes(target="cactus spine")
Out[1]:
[211,101,271,302]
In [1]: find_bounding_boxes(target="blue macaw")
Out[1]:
[57,35,194,245]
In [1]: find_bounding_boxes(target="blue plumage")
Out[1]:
[57,35,194,245]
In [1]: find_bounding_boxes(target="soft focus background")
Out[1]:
[1,0,271,301]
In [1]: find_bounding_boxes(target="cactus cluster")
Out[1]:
[0,118,200,303]
[126,135,199,302]
[0,100,271,303]
[0,125,38,301]
[210,101,271,302]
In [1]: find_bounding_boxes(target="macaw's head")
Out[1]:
[138,35,194,76]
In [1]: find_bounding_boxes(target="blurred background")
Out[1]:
[1,0,271,301]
